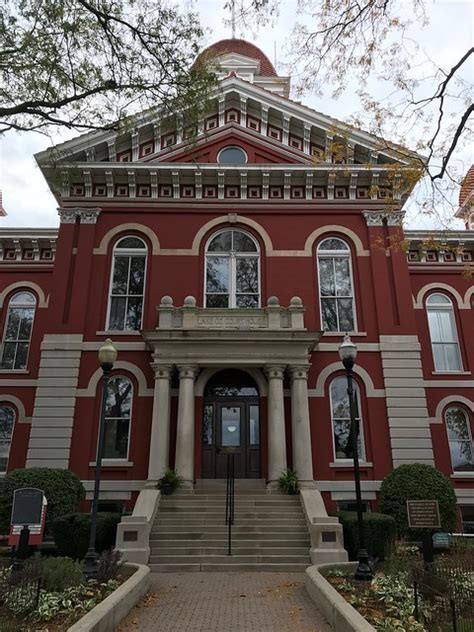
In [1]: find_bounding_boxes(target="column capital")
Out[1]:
[151,363,173,380]
[177,365,199,379]
[288,365,310,381]
[57,207,101,224]
[264,365,286,380]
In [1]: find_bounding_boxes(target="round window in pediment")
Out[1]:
[217,146,248,165]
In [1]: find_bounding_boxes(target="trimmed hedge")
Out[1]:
[336,511,397,560]
[51,512,121,559]
[379,463,457,536]
[0,468,85,535]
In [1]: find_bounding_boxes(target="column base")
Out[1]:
[179,480,195,491]
[266,480,281,492]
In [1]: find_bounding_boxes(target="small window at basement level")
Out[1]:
[445,407,473,472]
[330,375,365,461]
[460,506,474,534]
[217,147,247,165]
[0,405,15,472]
[337,500,371,513]
[107,237,147,331]
[101,375,133,460]
[0,291,36,370]
[426,293,462,371]
[317,238,356,332]
[97,501,126,514]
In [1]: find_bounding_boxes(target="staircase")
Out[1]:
[149,479,311,572]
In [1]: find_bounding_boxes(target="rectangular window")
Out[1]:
[108,254,146,331]
[427,309,462,371]
[102,376,132,459]
[318,255,355,332]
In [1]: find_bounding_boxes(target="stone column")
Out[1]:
[175,365,198,487]
[265,366,287,486]
[289,365,315,487]
[147,364,172,484]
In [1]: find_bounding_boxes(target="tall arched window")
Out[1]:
[330,375,365,461]
[0,291,36,370]
[317,238,356,332]
[0,405,15,472]
[426,293,462,371]
[103,376,133,460]
[205,229,260,308]
[445,407,473,472]
[107,237,147,331]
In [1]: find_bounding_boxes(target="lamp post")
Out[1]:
[83,338,118,578]
[338,333,373,582]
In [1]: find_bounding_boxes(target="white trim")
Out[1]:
[93,224,160,255]
[464,285,474,307]
[0,282,48,308]
[305,226,369,257]
[217,145,248,165]
[424,380,474,388]
[413,283,466,309]
[428,395,474,425]
[190,215,274,256]
[312,362,384,397]
[77,361,153,397]
[194,367,268,397]
[329,461,373,468]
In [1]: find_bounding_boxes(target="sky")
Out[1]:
[0,0,472,229]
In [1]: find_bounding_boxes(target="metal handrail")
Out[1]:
[225,452,235,556]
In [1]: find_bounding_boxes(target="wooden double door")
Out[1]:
[201,397,260,478]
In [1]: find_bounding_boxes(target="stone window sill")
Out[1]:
[330,461,373,468]
[432,371,471,376]
[0,369,29,374]
[323,332,368,337]
[96,330,141,336]
[451,472,474,479]
[89,460,134,468]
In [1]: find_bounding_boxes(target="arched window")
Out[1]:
[445,407,473,472]
[217,146,247,165]
[0,291,36,370]
[426,293,462,371]
[317,238,356,332]
[205,229,260,308]
[107,237,147,331]
[103,376,133,459]
[0,405,15,472]
[330,375,365,461]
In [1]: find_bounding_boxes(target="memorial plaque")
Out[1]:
[11,488,44,526]
[406,500,441,529]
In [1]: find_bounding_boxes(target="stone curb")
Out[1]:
[67,563,151,632]
[305,562,376,632]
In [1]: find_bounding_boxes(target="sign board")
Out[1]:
[9,488,47,546]
[406,500,441,529]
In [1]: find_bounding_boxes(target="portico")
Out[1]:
[142,295,321,489]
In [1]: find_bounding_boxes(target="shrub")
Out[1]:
[96,549,123,583]
[278,469,299,495]
[0,468,85,535]
[336,511,397,560]
[51,512,121,559]
[157,468,181,495]
[25,554,83,592]
[379,464,457,536]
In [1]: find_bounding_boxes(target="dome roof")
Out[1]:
[459,164,474,206]
[198,39,277,77]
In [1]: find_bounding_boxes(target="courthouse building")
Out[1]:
[1,40,473,531]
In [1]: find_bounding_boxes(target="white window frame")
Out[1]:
[106,237,147,331]
[329,375,366,462]
[0,405,16,473]
[204,229,261,308]
[99,374,133,461]
[445,406,474,473]
[426,293,463,372]
[0,291,36,371]
[317,238,357,332]
[217,146,248,165]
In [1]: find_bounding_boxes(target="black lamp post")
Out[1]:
[338,333,373,582]
[83,338,117,579]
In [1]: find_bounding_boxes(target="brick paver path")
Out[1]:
[116,572,331,632]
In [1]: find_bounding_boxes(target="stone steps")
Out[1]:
[151,546,310,556]
[148,563,310,572]
[150,538,310,547]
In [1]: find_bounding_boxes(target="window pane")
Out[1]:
[249,405,259,445]
[0,342,16,369]
[321,298,338,331]
[236,295,259,308]
[319,259,335,296]
[116,237,145,249]
[432,344,446,371]
[446,408,470,440]
[450,441,474,471]
[10,292,35,305]
[338,298,355,332]
[208,231,232,252]
[334,258,351,296]
[128,257,145,295]
[18,308,34,340]
[14,343,28,370]
[105,377,132,419]
[221,407,241,447]
[427,293,451,305]
[126,297,143,330]
[236,257,258,293]
[331,377,350,419]
[218,147,247,164]
[444,343,461,371]
[203,405,213,445]
[103,419,130,459]
[427,310,442,342]
[206,294,229,308]
[112,257,130,295]
[206,257,229,292]
[319,238,348,251]
[5,309,21,340]
[334,419,352,458]
[109,297,126,330]
[233,232,257,252]
[438,310,456,342]
[0,407,14,472]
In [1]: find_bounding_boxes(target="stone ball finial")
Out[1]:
[267,296,280,306]
[290,296,303,307]
[184,295,197,307]
[160,295,173,306]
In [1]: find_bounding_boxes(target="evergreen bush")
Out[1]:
[379,463,457,536]
[336,511,397,560]
[51,512,121,559]
[25,554,83,591]
[0,468,85,535]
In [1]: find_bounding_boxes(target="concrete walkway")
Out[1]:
[116,572,332,632]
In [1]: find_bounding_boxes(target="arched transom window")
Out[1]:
[317,238,356,332]
[426,293,462,371]
[107,237,147,331]
[0,405,15,472]
[330,375,365,461]
[205,229,260,308]
[103,376,133,460]
[1,291,36,370]
[445,407,473,472]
